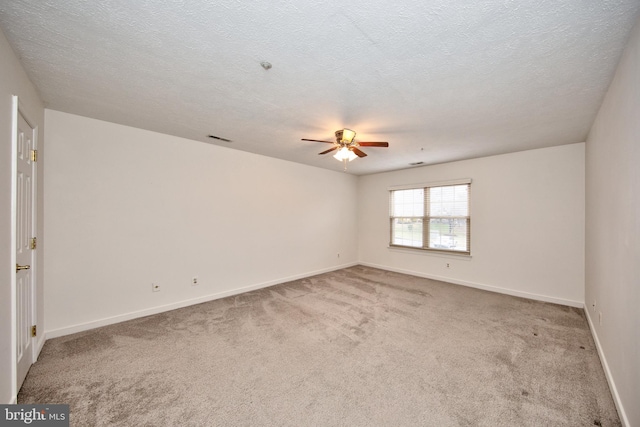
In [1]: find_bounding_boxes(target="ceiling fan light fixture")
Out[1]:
[334,146,357,162]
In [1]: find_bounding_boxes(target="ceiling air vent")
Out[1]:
[207,135,232,143]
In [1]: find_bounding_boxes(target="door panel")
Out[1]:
[16,112,35,391]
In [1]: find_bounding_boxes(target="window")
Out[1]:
[389,179,471,254]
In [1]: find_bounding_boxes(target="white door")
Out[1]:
[15,109,36,391]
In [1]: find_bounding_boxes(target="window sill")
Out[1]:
[388,245,472,259]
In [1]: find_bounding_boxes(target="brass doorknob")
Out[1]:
[16,264,31,272]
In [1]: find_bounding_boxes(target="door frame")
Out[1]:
[10,95,38,399]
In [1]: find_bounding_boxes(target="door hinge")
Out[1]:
[30,237,37,250]
[31,149,38,162]
[31,325,37,337]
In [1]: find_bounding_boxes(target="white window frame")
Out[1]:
[389,179,471,255]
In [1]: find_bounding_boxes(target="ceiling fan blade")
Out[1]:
[357,142,389,147]
[318,147,338,155]
[302,138,335,144]
[352,147,367,157]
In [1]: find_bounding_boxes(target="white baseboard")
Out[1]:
[584,307,629,427]
[34,335,46,362]
[358,262,584,308]
[44,262,358,339]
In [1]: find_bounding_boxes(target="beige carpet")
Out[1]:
[19,266,619,426]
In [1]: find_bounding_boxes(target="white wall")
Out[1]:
[0,28,45,404]
[585,15,640,427]
[357,143,585,306]
[44,110,358,335]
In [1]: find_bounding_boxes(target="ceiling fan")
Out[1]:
[302,129,389,162]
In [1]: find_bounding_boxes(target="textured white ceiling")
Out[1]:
[1,1,639,175]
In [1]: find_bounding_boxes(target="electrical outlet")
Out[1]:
[192,276,199,286]
[446,263,450,268]
[152,283,160,292]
